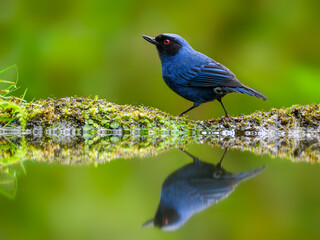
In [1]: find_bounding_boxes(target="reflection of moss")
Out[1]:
[0,134,199,165]
[0,129,319,168]
[205,134,320,163]
[0,136,28,166]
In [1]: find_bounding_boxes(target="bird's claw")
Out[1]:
[220,115,231,121]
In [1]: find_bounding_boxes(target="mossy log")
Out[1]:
[1,97,320,133]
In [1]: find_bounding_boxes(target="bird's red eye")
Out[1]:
[164,39,170,45]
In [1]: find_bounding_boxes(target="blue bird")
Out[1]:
[142,149,265,231]
[142,33,267,117]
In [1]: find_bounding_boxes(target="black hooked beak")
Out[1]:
[142,35,158,45]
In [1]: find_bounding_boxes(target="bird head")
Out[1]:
[142,206,182,231]
[142,33,193,59]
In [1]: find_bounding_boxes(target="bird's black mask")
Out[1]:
[143,34,182,57]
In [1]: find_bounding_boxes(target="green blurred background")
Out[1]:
[1,1,320,240]
[0,0,319,119]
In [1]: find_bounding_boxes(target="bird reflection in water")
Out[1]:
[143,149,265,231]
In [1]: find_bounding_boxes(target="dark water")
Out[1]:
[1,131,320,240]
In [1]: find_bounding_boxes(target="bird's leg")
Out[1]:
[213,148,228,179]
[217,148,228,168]
[178,103,200,117]
[179,149,201,164]
[217,98,229,117]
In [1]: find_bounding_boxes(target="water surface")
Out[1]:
[0,130,320,240]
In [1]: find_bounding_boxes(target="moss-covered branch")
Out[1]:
[1,97,320,133]
[0,129,319,168]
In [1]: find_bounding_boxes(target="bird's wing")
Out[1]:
[188,178,238,201]
[188,166,265,201]
[175,61,243,88]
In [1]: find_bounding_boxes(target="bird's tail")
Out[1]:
[224,85,267,100]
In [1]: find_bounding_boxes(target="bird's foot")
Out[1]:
[220,114,231,121]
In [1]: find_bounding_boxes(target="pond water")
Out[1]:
[0,130,320,240]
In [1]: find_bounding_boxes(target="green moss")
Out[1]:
[203,103,320,132]
[1,97,212,133]
[0,99,28,129]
